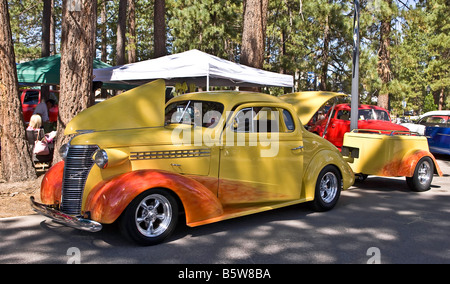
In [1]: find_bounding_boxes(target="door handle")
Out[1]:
[291,146,304,150]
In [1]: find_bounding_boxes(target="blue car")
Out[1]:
[422,111,450,155]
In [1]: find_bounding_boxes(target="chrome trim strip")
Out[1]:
[30,196,102,232]
[130,148,211,160]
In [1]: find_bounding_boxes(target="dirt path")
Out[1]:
[0,162,45,218]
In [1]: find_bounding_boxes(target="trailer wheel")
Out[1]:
[406,157,434,192]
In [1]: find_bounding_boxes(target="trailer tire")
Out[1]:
[406,157,434,192]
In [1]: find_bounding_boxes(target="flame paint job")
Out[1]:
[380,150,443,177]
[40,161,64,204]
[84,170,224,225]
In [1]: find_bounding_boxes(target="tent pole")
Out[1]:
[206,74,210,91]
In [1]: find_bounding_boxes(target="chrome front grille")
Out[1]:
[61,145,99,215]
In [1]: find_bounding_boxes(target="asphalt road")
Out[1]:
[1,155,449,264]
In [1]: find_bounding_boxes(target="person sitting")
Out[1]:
[27,114,56,144]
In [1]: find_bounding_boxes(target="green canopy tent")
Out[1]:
[16,54,135,90]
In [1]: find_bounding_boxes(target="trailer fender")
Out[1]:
[380,149,443,177]
[84,170,224,225]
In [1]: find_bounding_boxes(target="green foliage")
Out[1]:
[7,0,450,112]
[423,91,438,113]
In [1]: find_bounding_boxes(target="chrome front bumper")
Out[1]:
[30,196,102,232]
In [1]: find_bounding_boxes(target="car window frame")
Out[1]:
[227,102,299,134]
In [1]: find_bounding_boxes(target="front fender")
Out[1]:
[84,170,224,225]
[303,149,355,200]
[380,149,443,177]
[40,161,64,205]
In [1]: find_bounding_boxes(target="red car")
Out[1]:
[309,104,409,149]
[20,89,59,123]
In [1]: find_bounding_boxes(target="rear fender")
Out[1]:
[84,170,224,225]
[302,149,355,200]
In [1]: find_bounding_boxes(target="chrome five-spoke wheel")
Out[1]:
[135,194,173,238]
[319,172,338,204]
[120,189,179,246]
[311,165,342,212]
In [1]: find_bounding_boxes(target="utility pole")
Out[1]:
[350,0,360,131]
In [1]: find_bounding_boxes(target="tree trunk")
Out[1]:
[377,0,392,110]
[0,0,36,181]
[438,88,445,111]
[41,0,51,57]
[127,0,136,63]
[50,0,56,55]
[240,0,268,92]
[41,0,52,101]
[116,0,127,65]
[53,0,97,164]
[154,0,166,58]
[100,0,107,62]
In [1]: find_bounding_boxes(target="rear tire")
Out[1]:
[119,189,179,246]
[406,157,434,192]
[311,165,342,212]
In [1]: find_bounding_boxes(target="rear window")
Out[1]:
[165,100,224,128]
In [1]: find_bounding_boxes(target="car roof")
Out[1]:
[167,91,285,109]
[421,110,450,117]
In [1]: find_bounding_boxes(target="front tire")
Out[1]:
[311,165,342,212]
[406,157,434,192]
[119,189,179,246]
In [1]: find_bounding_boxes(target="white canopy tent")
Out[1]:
[93,49,294,91]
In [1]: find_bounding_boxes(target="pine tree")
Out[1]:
[0,0,36,181]
[53,0,97,163]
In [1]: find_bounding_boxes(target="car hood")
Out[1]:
[358,120,410,131]
[279,91,347,125]
[65,79,166,135]
[70,124,213,149]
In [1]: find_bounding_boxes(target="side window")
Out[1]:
[232,107,281,133]
[23,91,40,105]
[282,109,295,132]
[337,110,350,120]
[422,115,447,127]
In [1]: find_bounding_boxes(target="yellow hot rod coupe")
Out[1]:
[31,80,355,245]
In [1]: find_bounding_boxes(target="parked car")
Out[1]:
[401,110,450,137]
[309,103,409,149]
[412,111,450,155]
[31,80,355,245]
[20,89,59,123]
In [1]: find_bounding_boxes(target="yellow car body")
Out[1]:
[32,79,354,245]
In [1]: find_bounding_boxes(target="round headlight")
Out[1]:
[94,149,108,169]
[59,143,69,160]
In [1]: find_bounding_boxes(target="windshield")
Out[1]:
[165,100,224,128]
[332,108,391,121]
[358,109,390,121]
